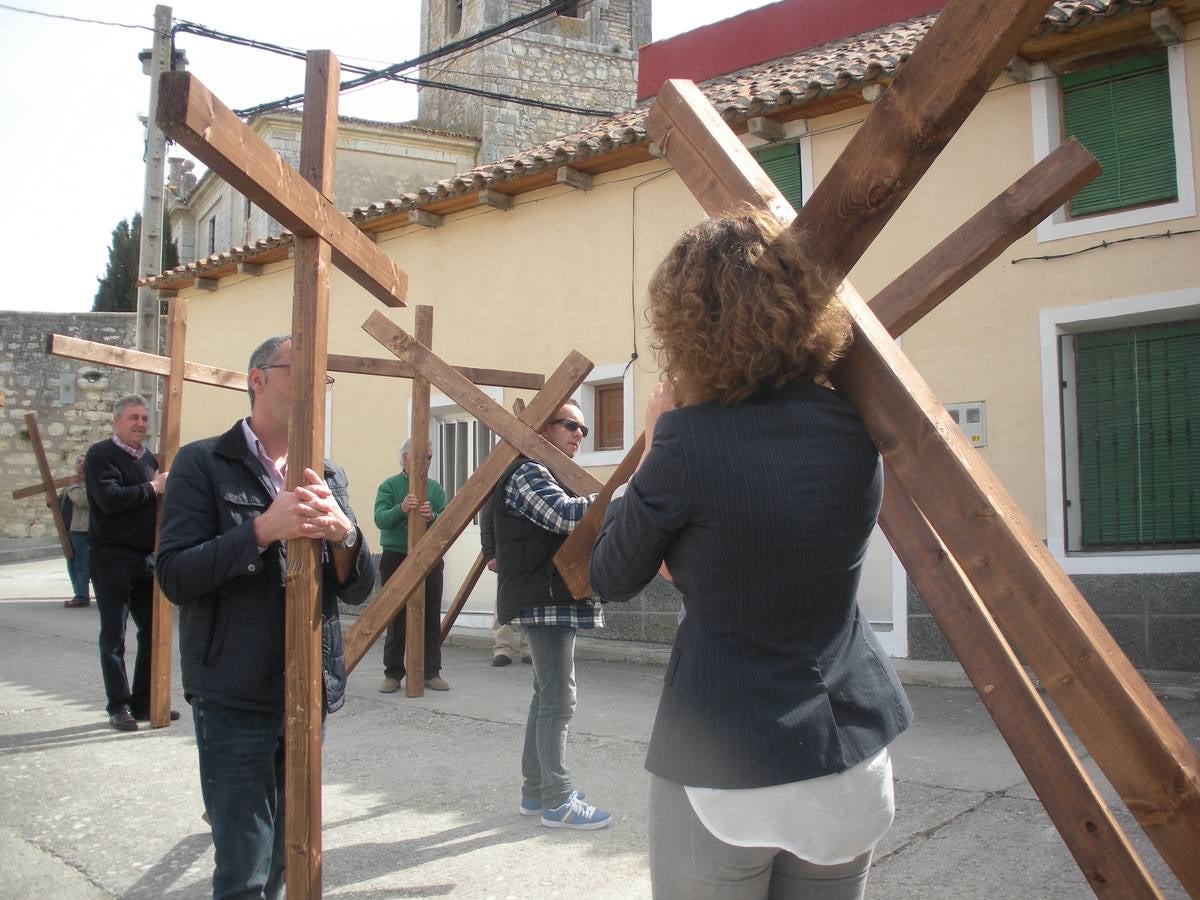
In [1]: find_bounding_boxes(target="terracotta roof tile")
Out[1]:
[147,0,1159,288]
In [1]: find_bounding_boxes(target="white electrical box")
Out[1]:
[945,401,987,448]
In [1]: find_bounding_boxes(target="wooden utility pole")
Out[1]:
[405,307,433,697]
[135,4,175,440]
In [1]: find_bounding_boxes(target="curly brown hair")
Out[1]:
[647,208,850,406]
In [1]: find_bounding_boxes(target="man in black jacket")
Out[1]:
[156,335,375,900]
[84,394,168,731]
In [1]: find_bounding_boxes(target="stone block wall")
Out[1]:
[0,312,139,540]
[906,572,1200,673]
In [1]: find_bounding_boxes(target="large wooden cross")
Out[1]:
[154,2,1200,894]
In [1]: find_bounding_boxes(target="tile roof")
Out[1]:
[148,0,1163,288]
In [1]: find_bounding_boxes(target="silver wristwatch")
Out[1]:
[335,526,358,551]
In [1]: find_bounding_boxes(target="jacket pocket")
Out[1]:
[217,480,268,528]
[203,598,230,666]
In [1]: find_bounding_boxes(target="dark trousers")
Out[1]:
[193,699,286,900]
[66,532,92,601]
[381,550,443,680]
[93,548,154,715]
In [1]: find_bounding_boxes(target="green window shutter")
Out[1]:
[1074,320,1200,549]
[753,143,803,210]
[1061,51,1176,217]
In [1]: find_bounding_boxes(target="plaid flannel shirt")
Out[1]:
[505,460,603,630]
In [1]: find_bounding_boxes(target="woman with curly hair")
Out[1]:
[591,209,912,899]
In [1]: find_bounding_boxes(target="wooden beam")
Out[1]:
[479,189,513,211]
[48,334,245,392]
[877,469,1158,897]
[156,70,408,310]
[405,307,434,698]
[23,413,72,560]
[344,352,593,673]
[11,473,79,501]
[408,209,444,228]
[746,116,785,142]
[362,312,601,499]
[149,298,187,729]
[556,166,594,191]
[646,24,1200,890]
[439,552,487,643]
[326,353,545,390]
[283,50,338,900]
[1150,7,1184,45]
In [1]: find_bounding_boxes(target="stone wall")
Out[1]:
[0,312,139,541]
[906,572,1200,673]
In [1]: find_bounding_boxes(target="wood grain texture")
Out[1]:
[362,312,602,498]
[149,298,187,729]
[11,473,79,501]
[156,69,407,310]
[405,307,434,698]
[326,353,544,390]
[283,51,338,900]
[24,413,72,560]
[48,334,245,391]
[344,353,593,673]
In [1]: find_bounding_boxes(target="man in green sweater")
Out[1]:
[375,439,449,693]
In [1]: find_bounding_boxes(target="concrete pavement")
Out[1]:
[0,557,1196,899]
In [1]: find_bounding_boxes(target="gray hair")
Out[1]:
[400,439,411,459]
[247,335,290,407]
[113,394,149,416]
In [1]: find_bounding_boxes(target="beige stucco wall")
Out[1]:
[177,27,1200,624]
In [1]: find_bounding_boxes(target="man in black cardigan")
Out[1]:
[84,394,168,731]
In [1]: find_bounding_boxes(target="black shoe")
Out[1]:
[131,708,181,723]
[109,705,138,732]
[63,598,90,608]
[522,655,533,665]
[492,654,513,667]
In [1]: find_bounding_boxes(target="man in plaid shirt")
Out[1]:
[491,402,613,830]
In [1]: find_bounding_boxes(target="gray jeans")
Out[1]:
[521,624,577,809]
[648,775,874,900]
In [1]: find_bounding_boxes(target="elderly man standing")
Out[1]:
[84,394,169,731]
[494,402,612,830]
[157,335,375,900]
[375,439,449,693]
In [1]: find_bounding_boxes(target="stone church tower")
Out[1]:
[418,0,651,164]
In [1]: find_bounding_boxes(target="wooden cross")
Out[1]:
[11,413,75,561]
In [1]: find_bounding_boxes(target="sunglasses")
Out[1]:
[549,418,589,438]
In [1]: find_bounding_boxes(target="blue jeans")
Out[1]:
[66,532,91,601]
[521,624,577,809]
[193,700,287,900]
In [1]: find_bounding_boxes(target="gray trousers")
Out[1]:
[648,775,873,900]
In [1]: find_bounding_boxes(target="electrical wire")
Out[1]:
[0,2,151,30]
[1011,227,1200,263]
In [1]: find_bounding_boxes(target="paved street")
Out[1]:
[0,557,1195,898]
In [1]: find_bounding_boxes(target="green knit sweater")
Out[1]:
[373,471,447,553]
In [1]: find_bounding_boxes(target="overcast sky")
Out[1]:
[0,1,771,313]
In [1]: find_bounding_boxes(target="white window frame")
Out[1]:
[572,363,634,467]
[1039,287,1200,573]
[1029,45,1195,243]
[427,386,502,500]
[740,119,815,210]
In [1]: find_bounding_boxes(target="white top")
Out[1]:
[685,747,894,865]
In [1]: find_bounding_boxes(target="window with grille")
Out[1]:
[1061,52,1177,217]
[1069,320,1200,550]
[753,142,803,211]
[434,416,495,522]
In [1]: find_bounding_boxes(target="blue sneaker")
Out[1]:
[540,794,611,830]
[519,790,584,816]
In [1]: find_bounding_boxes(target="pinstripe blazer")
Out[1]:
[591,378,912,789]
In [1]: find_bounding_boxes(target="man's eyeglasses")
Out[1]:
[258,364,335,386]
[549,418,589,438]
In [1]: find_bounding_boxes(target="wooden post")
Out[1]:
[11,473,80,503]
[405,307,433,698]
[23,413,73,560]
[283,50,338,900]
[48,333,246,391]
[149,297,188,728]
